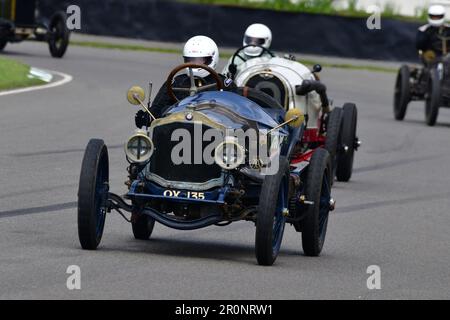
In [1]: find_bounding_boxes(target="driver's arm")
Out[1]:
[149,80,176,118]
[135,81,174,128]
[416,27,430,52]
[222,57,234,76]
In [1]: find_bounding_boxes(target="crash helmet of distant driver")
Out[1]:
[243,23,272,57]
[428,4,446,27]
[182,35,219,78]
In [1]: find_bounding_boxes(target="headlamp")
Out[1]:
[214,137,245,170]
[125,131,154,163]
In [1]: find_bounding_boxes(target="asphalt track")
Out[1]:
[0,41,449,300]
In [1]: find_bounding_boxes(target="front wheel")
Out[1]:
[393,65,411,121]
[255,157,289,266]
[78,139,109,250]
[0,39,7,52]
[132,214,155,240]
[425,69,441,126]
[48,11,70,58]
[302,148,332,256]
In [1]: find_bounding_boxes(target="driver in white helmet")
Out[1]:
[417,4,450,59]
[135,35,235,128]
[223,23,273,76]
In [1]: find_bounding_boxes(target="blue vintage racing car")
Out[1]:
[77,63,335,266]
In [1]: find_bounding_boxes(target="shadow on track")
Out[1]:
[402,118,450,128]
[336,192,450,214]
[10,144,123,157]
[353,154,444,174]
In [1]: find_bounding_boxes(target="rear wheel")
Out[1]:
[255,157,289,266]
[324,107,342,184]
[394,65,411,121]
[0,39,7,52]
[48,12,70,58]
[336,103,358,182]
[132,214,155,240]
[78,139,109,250]
[302,148,331,256]
[425,69,441,126]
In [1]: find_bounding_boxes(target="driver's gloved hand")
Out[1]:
[135,110,151,129]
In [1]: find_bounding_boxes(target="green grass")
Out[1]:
[0,57,45,91]
[179,0,427,22]
[70,40,397,73]
[70,41,182,55]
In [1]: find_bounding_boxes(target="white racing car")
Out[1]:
[226,45,360,182]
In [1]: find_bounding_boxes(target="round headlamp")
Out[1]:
[125,132,154,163]
[214,137,245,170]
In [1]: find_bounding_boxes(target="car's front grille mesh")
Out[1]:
[149,122,222,183]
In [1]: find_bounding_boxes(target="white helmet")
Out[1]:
[428,4,446,27]
[243,23,272,57]
[183,35,219,78]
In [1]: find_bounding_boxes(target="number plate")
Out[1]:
[163,190,205,200]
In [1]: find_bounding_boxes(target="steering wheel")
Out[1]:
[167,63,224,102]
[229,45,276,78]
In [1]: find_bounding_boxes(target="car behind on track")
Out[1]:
[0,0,70,58]
[227,45,360,182]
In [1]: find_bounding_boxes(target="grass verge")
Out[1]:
[179,0,427,23]
[70,40,397,73]
[0,57,45,91]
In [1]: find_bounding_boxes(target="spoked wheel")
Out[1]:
[336,103,358,182]
[78,139,109,250]
[302,148,332,256]
[394,65,411,121]
[255,157,289,266]
[48,11,70,58]
[132,214,155,240]
[324,107,342,184]
[425,69,441,126]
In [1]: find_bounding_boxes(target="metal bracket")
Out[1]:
[299,195,314,205]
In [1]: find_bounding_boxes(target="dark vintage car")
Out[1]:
[0,0,70,57]
[77,63,336,266]
[394,35,450,126]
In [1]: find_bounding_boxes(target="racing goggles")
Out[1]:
[244,36,266,46]
[429,14,445,20]
[183,56,213,65]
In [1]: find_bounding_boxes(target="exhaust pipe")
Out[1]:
[296,80,330,110]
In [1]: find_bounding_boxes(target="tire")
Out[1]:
[324,107,342,184]
[336,103,358,182]
[255,157,289,266]
[425,69,441,126]
[78,139,109,250]
[0,39,7,52]
[302,148,332,256]
[393,65,411,121]
[132,214,155,240]
[48,11,70,58]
